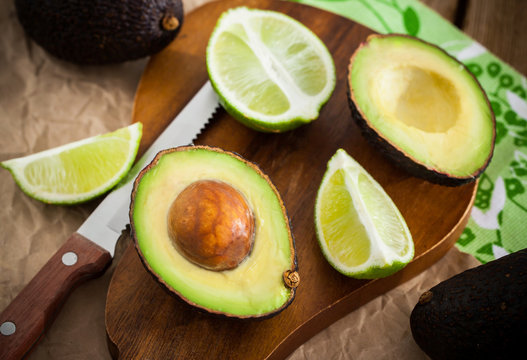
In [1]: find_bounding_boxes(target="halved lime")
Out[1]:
[315,149,414,279]
[1,122,142,204]
[206,7,336,132]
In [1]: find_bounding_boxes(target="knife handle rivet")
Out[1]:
[1,321,16,336]
[62,252,78,266]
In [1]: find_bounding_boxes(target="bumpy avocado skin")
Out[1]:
[347,34,495,187]
[410,248,527,360]
[15,0,183,65]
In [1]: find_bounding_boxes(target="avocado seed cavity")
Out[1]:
[374,65,460,133]
[168,180,255,271]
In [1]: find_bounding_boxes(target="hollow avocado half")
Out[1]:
[130,146,299,318]
[348,34,495,186]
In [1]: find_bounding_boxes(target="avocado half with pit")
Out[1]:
[130,146,299,318]
[348,34,495,186]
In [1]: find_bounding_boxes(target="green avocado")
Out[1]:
[130,146,299,318]
[347,34,495,186]
[15,0,183,65]
[410,248,527,359]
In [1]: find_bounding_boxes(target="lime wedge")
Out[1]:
[206,7,336,132]
[315,149,414,279]
[1,123,142,204]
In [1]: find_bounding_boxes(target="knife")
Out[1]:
[0,81,219,359]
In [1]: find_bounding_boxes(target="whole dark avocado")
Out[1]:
[15,0,184,65]
[410,248,527,360]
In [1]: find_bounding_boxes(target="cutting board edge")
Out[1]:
[104,181,477,360]
[264,180,477,360]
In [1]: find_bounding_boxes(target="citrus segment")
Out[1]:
[318,169,371,267]
[315,149,414,279]
[1,123,142,204]
[357,173,412,258]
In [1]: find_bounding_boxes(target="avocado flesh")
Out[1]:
[131,147,296,317]
[349,35,494,182]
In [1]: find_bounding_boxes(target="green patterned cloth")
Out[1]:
[293,0,527,263]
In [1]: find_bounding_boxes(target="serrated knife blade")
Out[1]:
[79,80,219,255]
[0,81,219,359]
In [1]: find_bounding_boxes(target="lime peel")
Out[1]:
[1,122,142,204]
[315,149,414,279]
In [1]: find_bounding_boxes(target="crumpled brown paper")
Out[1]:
[0,0,480,358]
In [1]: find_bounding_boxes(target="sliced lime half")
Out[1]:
[206,7,336,132]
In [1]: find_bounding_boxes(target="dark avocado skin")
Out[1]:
[15,0,183,65]
[347,34,495,187]
[410,248,527,360]
[348,91,478,186]
[347,92,482,187]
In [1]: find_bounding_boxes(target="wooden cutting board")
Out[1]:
[105,0,477,358]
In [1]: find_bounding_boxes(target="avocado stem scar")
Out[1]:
[418,290,433,305]
[162,14,180,31]
[283,270,300,288]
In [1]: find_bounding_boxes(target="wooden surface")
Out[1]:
[104,0,478,359]
[0,233,111,359]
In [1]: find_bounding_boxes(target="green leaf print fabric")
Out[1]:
[293,0,527,263]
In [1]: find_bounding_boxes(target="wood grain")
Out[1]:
[463,0,527,76]
[423,0,527,77]
[421,0,460,22]
[105,0,478,359]
[0,233,111,359]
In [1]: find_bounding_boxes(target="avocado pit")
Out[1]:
[167,179,255,271]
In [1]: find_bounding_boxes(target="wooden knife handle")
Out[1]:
[0,233,112,359]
